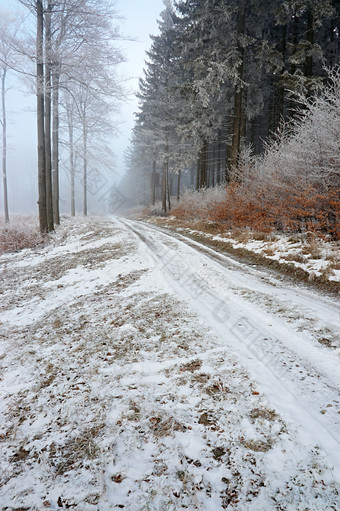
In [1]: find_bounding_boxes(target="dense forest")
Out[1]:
[121,0,340,237]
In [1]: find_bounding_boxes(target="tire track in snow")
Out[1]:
[117,217,340,483]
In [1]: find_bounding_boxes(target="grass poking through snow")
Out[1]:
[0,217,338,510]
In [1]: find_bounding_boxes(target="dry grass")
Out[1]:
[149,415,187,437]
[282,253,305,263]
[147,217,340,294]
[240,438,273,452]
[318,337,336,349]
[287,234,303,243]
[262,246,275,257]
[51,424,104,475]
[301,239,322,259]
[319,265,335,280]
[249,407,277,421]
[231,230,251,244]
[179,359,203,372]
[2,216,339,509]
[252,232,273,242]
[191,220,225,234]
[0,216,43,253]
[327,259,340,271]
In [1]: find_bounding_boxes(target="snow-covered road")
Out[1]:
[1,216,339,510]
[120,219,340,471]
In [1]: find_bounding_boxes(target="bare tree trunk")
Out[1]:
[177,169,181,201]
[1,69,9,223]
[304,8,314,78]
[161,161,167,214]
[67,107,75,216]
[36,0,47,233]
[196,156,200,190]
[83,118,88,217]
[289,13,299,117]
[217,130,223,185]
[199,141,208,188]
[230,2,245,171]
[71,159,75,216]
[274,23,287,130]
[230,83,243,170]
[211,142,216,188]
[52,65,60,224]
[190,162,195,188]
[167,162,171,211]
[150,158,156,205]
[44,2,54,231]
[162,133,169,213]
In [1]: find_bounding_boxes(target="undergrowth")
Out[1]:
[0,216,43,253]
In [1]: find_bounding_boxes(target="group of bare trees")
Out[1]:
[0,0,123,232]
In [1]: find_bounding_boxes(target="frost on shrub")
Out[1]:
[250,70,340,238]
[260,95,339,190]
[147,201,166,216]
[0,216,43,253]
[172,185,227,220]
[174,69,339,238]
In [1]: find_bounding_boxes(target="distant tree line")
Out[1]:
[123,0,339,214]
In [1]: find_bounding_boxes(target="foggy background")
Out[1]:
[0,0,164,216]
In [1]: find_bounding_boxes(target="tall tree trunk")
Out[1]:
[204,141,208,186]
[277,24,287,123]
[268,85,275,136]
[36,0,47,233]
[289,13,299,116]
[217,130,223,185]
[211,142,216,188]
[290,13,299,76]
[67,107,75,216]
[230,2,245,171]
[206,142,211,187]
[44,2,54,231]
[200,140,208,188]
[177,169,181,201]
[196,156,200,190]
[1,69,9,223]
[269,23,287,136]
[83,122,87,217]
[52,65,60,224]
[162,134,169,213]
[190,162,195,188]
[230,83,243,169]
[167,162,171,211]
[304,8,314,78]
[161,161,167,214]
[150,158,156,205]
[329,17,336,67]
[225,138,231,183]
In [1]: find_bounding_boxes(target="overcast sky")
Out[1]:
[0,0,164,215]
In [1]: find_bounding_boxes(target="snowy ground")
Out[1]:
[0,216,339,510]
[147,216,340,285]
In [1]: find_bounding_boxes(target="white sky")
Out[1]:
[114,0,164,174]
[0,0,164,214]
